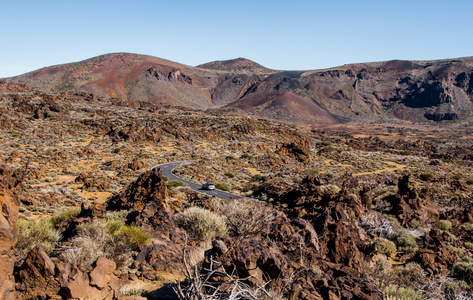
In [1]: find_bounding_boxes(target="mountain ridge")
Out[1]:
[4,52,473,125]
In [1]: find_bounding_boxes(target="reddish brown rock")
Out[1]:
[128,158,145,171]
[0,164,23,300]
[15,245,61,299]
[107,168,168,212]
[15,249,124,300]
[89,257,117,290]
[75,172,111,191]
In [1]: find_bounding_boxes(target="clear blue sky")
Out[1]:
[1,0,472,77]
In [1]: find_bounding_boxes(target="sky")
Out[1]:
[1,0,472,78]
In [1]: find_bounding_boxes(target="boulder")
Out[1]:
[15,248,124,299]
[107,168,167,212]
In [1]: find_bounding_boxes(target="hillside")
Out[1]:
[2,85,473,298]
[4,53,473,125]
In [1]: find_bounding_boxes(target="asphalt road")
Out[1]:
[152,160,247,201]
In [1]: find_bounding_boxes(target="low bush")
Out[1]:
[116,225,151,250]
[223,200,275,237]
[465,241,473,250]
[215,183,230,192]
[375,238,397,255]
[438,220,452,231]
[392,230,419,253]
[224,172,235,178]
[384,285,423,300]
[319,184,341,194]
[16,219,62,254]
[167,180,186,189]
[175,207,227,240]
[250,174,263,182]
[447,245,465,256]
[420,172,434,181]
[60,222,133,270]
[462,223,473,232]
[50,208,80,226]
[106,219,125,235]
[104,210,130,222]
[240,153,251,159]
[453,258,473,285]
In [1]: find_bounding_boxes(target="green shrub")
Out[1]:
[8,129,19,137]
[393,230,419,253]
[116,225,150,250]
[121,288,147,297]
[438,220,452,231]
[462,223,473,232]
[240,153,251,159]
[319,184,341,194]
[113,147,121,153]
[225,155,235,160]
[466,179,473,185]
[302,168,319,179]
[420,172,434,181]
[162,175,168,181]
[465,242,473,250]
[250,174,263,182]
[50,208,80,226]
[447,245,466,256]
[215,183,230,192]
[453,258,473,284]
[384,285,423,300]
[375,238,397,255]
[167,180,186,189]
[106,219,125,235]
[400,150,412,156]
[104,210,130,222]
[224,172,235,178]
[16,219,62,254]
[175,207,227,240]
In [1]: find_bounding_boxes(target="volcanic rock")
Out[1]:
[0,164,23,300]
[107,168,167,212]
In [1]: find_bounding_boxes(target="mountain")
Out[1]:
[4,53,473,125]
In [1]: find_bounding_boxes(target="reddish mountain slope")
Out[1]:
[5,53,473,125]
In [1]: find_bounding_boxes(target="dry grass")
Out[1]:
[175,207,227,240]
[223,200,275,238]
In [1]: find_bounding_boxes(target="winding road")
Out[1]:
[152,160,248,201]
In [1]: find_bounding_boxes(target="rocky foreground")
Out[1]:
[1,83,473,299]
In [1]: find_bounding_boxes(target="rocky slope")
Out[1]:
[4,53,473,125]
[2,84,473,298]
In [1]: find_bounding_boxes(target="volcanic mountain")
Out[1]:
[4,53,473,125]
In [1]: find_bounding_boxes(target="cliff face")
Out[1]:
[5,53,473,125]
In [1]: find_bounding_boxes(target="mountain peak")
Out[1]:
[197,58,270,72]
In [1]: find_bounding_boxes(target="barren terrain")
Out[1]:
[2,59,473,299]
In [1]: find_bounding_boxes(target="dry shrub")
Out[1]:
[223,200,275,237]
[175,207,227,240]
[375,238,397,255]
[16,218,62,254]
[60,222,133,270]
[50,208,80,226]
